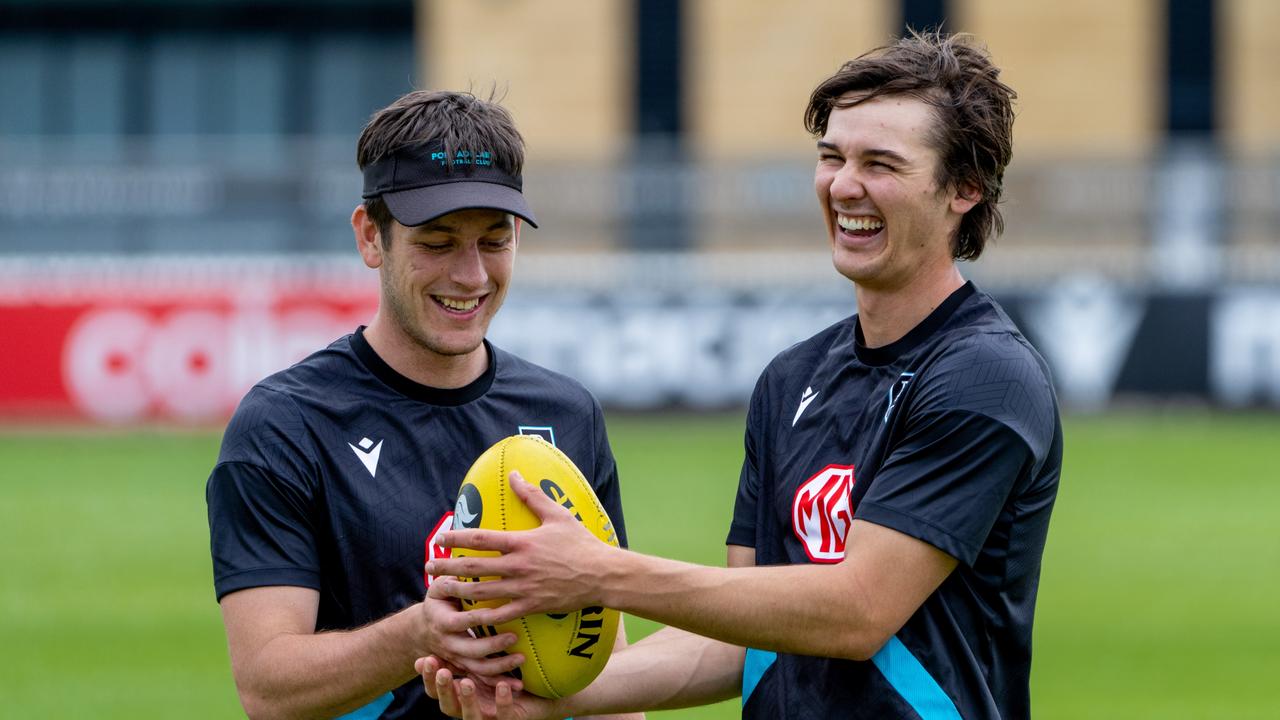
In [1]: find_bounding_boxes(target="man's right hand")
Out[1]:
[419,581,526,682]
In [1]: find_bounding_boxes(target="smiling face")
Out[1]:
[814,94,977,292]
[362,207,518,369]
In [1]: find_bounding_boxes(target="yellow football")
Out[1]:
[452,434,620,699]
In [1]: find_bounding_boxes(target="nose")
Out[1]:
[450,242,488,290]
[827,162,867,202]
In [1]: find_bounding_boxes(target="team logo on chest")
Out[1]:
[518,425,556,446]
[423,512,454,589]
[791,464,857,563]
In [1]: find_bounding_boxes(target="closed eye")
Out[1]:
[481,234,514,251]
[816,141,843,164]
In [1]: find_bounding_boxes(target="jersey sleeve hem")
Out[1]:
[855,501,982,565]
[214,567,322,602]
[726,525,756,548]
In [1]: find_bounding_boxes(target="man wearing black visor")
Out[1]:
[206,90,636,720]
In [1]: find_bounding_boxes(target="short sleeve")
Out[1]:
[207,461,321,600]
[206,386,322,601]
[727,372,770,548]
[856,331,1058,565]
[856,410,1032,565]
[589,397,629,549]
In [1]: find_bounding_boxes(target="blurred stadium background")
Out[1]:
[1,0,1277,718]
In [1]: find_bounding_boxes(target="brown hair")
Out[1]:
[804,30,1016,260]
[356,90,526,244]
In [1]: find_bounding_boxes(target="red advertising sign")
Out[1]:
[0,260,377,424]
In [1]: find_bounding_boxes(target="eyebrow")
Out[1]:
[865,148,911,165]
[816,141,911,165]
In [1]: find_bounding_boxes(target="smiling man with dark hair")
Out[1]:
[422,32,1062,720]
[206,90,637,720]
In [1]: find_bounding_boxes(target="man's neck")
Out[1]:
[855,263,966,349]
[362,317,488,390]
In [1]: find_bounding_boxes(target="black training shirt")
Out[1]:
[729,282,1062,720]
[208,328,627,719]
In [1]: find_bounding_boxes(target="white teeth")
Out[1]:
[436,296,480,312]
[837,214,884,232]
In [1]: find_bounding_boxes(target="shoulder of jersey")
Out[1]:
[494,348,595,401]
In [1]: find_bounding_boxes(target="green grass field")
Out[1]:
[2,411,1278,718]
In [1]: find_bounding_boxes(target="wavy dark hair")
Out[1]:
[804,30,1016,260]
[356,89,525,244]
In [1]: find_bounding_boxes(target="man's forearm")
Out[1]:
[583,521,956,661]
[593,551,880,660]
[233,605,421,719]
[564,626,743,716]
[433,490,957,664]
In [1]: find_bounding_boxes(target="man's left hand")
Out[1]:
[417,655,562,720]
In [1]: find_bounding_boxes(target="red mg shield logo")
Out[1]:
[423,511,454,589]
[791,465,856,563]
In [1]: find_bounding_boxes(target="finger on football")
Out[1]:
[448,577,523,603]
[426,577,458,599]
[463,598,539,628]
[425,591,498,632]
[457,651,526,679]
[508,471,574,521]
[428,578,517,614]
[436,528,518,553]
[444,628,520,659]
[429,554,515,581]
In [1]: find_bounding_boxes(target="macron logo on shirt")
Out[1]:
[348,436,383,477]
[792,386,820,427]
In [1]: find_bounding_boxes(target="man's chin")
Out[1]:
[412,332,486,359]
[831,253,875,285]
[431,342,484,359]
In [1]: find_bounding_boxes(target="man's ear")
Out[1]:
[950,179,982,216]
[352,204,383,269]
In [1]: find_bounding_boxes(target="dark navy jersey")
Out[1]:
[207,328,627,720]
[728,282,1062,720]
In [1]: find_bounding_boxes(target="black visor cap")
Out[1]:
[361,142,538,228]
